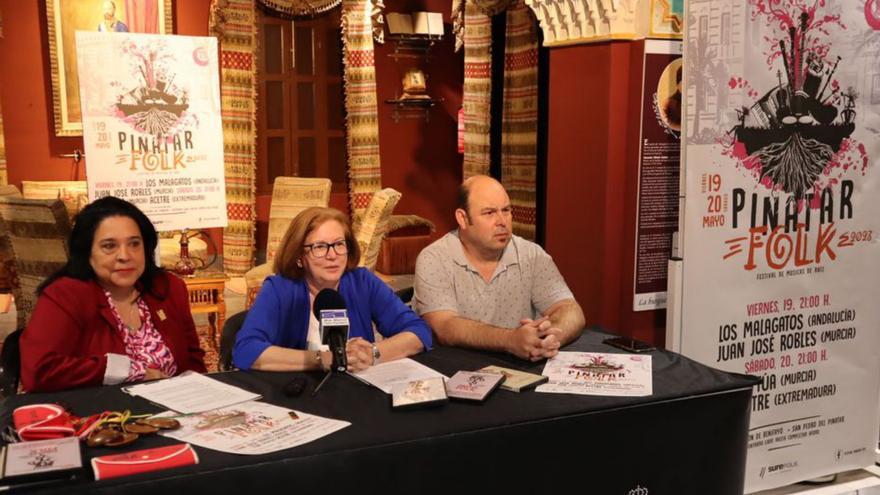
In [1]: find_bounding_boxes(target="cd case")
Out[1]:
[1,436,82,479]
[391,377,448,409]
[478,365,549,392]
[445,371,505,402]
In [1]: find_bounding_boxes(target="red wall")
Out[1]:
[0,0,220,248]
[256,0,463,253]
[0,0,461,261]
[544,40,667,346]
[0,1,662,340]
[0,0,212,185]
[373,0,463,235]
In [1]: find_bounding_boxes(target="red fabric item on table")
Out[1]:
[91,443,198,480]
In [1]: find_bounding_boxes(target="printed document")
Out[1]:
[351,358,446,394]
[123,372,261,414]
[156,401,350,455]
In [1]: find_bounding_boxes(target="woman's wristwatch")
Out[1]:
[371,344,381,365]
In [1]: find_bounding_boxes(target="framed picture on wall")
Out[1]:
[46,0,173,137]
[649,0,683,39]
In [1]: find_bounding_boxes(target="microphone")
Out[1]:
[313,288,349,372]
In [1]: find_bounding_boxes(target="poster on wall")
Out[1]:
[679,2,880,491]
[77,32,227,232]
[633,39,682,311]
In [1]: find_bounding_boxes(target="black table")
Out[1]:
[1,330,759,494]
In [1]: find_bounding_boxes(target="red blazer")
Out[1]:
[20,272,206,392]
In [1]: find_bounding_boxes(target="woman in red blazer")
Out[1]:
[20,197,205,392]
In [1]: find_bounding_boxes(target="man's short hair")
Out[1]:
[456,181,470,213]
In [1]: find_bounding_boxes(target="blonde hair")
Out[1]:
[273,207,361,279]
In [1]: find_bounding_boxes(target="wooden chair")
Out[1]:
[244,177,332,307]
[19,180,207,269]
[21,180,87,222]
[354,188,402,271]
[0,197,72,329]
[0,185,22,198]
[0,186,22,292]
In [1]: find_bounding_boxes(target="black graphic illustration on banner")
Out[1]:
[729,3,858,200]
[113,41,193,137]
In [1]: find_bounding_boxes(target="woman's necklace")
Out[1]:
[125,301,140,334]
[113,291,141,334]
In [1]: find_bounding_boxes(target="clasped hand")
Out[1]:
[344,337,375,372]
[507,317,562,361]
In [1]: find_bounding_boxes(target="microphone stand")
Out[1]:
[312,369,334,395]
[312,336,347,396]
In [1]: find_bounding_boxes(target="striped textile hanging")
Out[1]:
[462,1,493,178]
[500,0,538,240]
[342,0,383,217]
[210,0,258,274]
[257,0,341,17]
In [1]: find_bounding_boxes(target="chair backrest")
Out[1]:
[0,328,23,398]
[0,185,22,197]
[0,186,20,292]
[219,310,248,372]
[354,188,402,271]
[0,197,72,328]
[21,180,88,222]
[266,177,332,264]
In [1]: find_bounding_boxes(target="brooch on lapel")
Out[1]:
[157,309,167,321]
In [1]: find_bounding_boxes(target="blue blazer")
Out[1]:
[233,268,432,370]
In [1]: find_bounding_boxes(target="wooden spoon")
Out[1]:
[138,418,181,430]
[86,427,122,447]
[124,422,159,434]
[105,431,139,447]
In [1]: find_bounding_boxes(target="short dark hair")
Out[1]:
[38,196,162,294]
[274,207,361,279]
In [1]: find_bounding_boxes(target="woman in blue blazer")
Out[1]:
[233,207,431,372]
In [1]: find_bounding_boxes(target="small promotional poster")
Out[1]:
[679,2,880,491]
[77,32,227,231]
[536,352,652,397]
[633,39,683,311]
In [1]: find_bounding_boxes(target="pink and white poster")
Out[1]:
[77,32,227,231]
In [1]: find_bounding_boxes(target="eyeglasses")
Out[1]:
[305,240,348,258]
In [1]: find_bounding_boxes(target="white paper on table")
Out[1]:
[123,372,261,414]
[155,401,350,455]
[536,352,653,397]
[350,358,447,394]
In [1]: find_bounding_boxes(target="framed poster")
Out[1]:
[46,0,173,136]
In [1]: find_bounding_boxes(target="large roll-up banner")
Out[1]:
[77,32,227,231]
[679,1,880,491]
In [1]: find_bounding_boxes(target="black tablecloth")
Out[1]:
[0,329,759,494]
